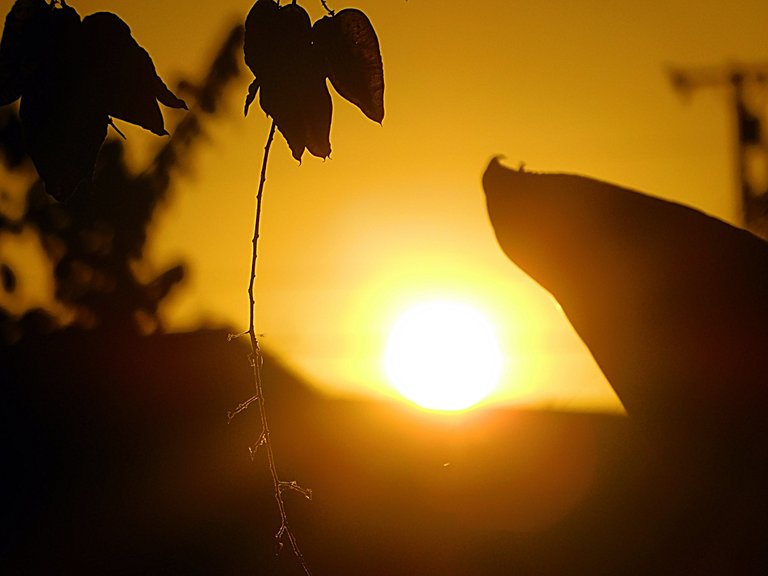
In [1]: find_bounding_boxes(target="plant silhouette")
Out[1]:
[243,0,383,160]
[1,0,386,572]
[235,1,385,571]
[0,0,187,201]
[0,21,243,342]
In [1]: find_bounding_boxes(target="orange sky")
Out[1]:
[6,0,768,411]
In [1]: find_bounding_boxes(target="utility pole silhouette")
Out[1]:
[670,64,768,238]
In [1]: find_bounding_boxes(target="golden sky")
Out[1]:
[9,0,768,411]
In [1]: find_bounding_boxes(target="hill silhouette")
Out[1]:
[5,324,762,574]
[0,328,628,574]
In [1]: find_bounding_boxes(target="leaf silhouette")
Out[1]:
[18,0,107,201]
[313,8,384,123]
[81,12,187,136]
[243,0,279,105]
[0,0,49,106]
[0,0,187,201]
[243,0,331,160]
[243,0,278,117]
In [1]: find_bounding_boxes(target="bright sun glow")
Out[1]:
[383,300,504,411]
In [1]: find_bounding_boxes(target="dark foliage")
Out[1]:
[243,0,383,161]
[0,0,187,201]
[0,25,245,343]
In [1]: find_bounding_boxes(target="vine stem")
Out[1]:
[247,119,312,576]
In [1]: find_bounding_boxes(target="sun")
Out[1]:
[383,299,504,411]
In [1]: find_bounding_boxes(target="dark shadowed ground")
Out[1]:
[4,328,762,575]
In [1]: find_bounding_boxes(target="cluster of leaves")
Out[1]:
[0,25,245,343]
[0,0,187,202]
[244,0,384,161]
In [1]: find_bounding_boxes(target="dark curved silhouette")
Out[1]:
[484,156,768,573]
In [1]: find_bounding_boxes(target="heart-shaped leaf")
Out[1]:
[244,0,331,161]
[313,8,384,123]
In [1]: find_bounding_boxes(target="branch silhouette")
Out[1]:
[233,0,385,572]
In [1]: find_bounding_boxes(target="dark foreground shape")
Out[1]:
[484,157,768,573]
[0,328,635,575]
[3,326,765,575]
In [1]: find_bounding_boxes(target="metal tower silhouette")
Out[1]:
[670,64,768,237]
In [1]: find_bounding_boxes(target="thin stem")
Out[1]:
[319,0,335,16]
[248,120,275,337]
[247,119,312,576]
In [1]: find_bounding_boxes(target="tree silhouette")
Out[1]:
[0,19,244,342]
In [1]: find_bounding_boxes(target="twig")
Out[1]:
[245,119,312,575]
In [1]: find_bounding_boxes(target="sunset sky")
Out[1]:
[7,0,768,411]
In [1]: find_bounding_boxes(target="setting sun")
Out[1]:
[383,300,504,411]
